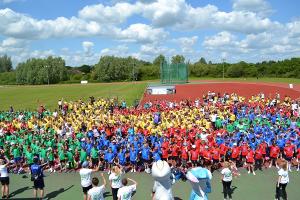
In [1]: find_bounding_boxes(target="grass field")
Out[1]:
[0,82,146,111]
[0,78,299,111]
[7,168,299,200]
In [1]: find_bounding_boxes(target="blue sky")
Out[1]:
[0,0,300,66]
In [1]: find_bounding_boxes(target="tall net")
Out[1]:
[160,61,188,84]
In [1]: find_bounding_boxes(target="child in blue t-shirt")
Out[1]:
[117,148,126,167]
[129,146,138,172]
[141,143,151,173]
[152,147,161,162]
[105,148,115,174]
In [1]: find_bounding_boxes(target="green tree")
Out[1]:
[93,56,138,82]
[171,55,185,64]
[198,57,207,65]
[15,56,67,85]
[0,55,13,72]
[77,65,92,73]
[153,55,166,66]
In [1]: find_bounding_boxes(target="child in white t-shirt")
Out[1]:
[88,173,106,200]
[275,161,289,200]
[221,162,233,200]
[117,178,137,200]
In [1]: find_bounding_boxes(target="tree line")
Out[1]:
[0,54,299,85]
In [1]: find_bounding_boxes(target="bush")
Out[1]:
[70,74,83,81]
[0,71,16,85]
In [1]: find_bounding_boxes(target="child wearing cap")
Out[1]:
[190,145,199,167]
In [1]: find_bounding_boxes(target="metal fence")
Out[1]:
[160,61,188,84]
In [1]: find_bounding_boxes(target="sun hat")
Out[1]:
[82,161,89,168]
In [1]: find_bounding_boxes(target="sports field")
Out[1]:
[1,78,300,111]
[0,82,146,110]
[7,168,299,200]
[1,79,300,200]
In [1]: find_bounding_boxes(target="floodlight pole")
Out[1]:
[222,58,225,80]
[45,65,49,85]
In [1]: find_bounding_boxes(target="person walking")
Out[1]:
[221,162,233,200]
[117,178,137,200]
[275,161,289,200]
[109,165,123,200]
[87,173,107,200]
[0,158,10,199]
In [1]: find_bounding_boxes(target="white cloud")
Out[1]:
[287,20,300,38]
[82,41,94,55]
[232,0,273,17]
[211,10,279,34]
[203,32,238,48]
[176,36,198,54]
[140,44,175,56]
[136,43,176,61]
[1,37,28,48]
[0,7,169,44]
[60,49,101,66]
[0,1,282,42]
[119,23,168,43]
[137,0,279,34]
[0,37,31,66]
[241,32,273,49]
[140,0,186,27]
[100,45,129,56]
[0,0,299,65]
[79,2,138,24]
[203,23,300,62]
[0,8,110,39]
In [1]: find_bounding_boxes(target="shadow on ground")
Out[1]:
[45,185,74,200]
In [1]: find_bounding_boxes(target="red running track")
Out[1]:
[141,82,300,103]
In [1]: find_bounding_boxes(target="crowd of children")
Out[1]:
[0,92,299,178]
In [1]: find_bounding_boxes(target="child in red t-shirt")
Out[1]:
[255,147,263,171]
[181,145,189,171]
[190,145,199,167]
[283,142,295,172]
[246,148,255,175]
[269,143,280,169]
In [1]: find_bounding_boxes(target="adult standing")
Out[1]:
[221,162,233,200]
[109,166,123,200]
[275,161,289,200]
[30,157,46,199]
[0,158,10,199]
[117,178,137,200]
[80,161,101,200]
